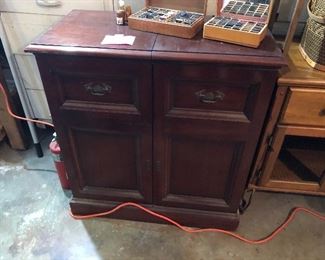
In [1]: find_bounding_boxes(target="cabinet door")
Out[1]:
[153,63,277,212]
[36,55,153,203]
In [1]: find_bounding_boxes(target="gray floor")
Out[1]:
[0,139,324,260]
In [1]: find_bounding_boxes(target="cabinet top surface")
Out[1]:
[278,43,325,87]
[26,10,285,66]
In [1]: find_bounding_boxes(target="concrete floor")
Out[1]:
[0,139,324,260]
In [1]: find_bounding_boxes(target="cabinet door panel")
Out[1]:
[154,63,277,212]
[169,138,242,199]
[36,55,153,203]
[63,122,152,202]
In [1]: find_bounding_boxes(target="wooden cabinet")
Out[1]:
[26,11,285,230]
[251,43,325,195]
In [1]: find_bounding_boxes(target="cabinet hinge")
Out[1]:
[155,161,161,172]
[239,188,256,214]
[255,168,263,183]
[145,160,152,171]
[267,134,274,151]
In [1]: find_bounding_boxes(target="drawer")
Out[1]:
[155,63,264,122]
[171,79,257,114]
[45,56,151,106]
[55,71,138,106]
[37,55,152,121]
[281,88,325,127]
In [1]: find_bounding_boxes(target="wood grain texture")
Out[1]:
[128,16,204,39]
[282,0,305,55]
[281,88,325,127]
[203,23,267,48]
[25,11,157,55]
[70,198,240,230]
[153,63,278,212]
[252,44,325,195]
[0,68,27,150]
[25,11,286,66]
[249,86,288,185]
[279,43,325,87]
[27,10,285,229]
[128,0,207,38]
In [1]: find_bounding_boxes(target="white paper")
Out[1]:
[222,0,232,9]
[101,34,136,45]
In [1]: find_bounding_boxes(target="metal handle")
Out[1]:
[319,109,325,117]
[84,82,112,96]
[195,89,225,104]
[36,0,61,7]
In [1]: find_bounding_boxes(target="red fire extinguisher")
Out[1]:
[49,133,70,189]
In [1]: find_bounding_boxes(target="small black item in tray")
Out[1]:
[222,0,269,17]
[132,7,203,26]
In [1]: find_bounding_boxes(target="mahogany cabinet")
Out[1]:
[26,10,285,230]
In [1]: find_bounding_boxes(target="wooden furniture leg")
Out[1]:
[0,70,27,150]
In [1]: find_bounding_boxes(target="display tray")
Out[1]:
[221,0,269,21]
[128,0,207,39]
[203,0,273,48]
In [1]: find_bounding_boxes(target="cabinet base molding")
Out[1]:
[70,198,240,231]
[250,184,325,197]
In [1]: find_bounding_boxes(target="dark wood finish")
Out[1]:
[70,198,239,230]
[153,63,278,213]
[251,43,325,196]
[25,11,156,60]
[152,32,285,66]
[249,86,288,185]
[26,10,284,229]
[35,55,153,203]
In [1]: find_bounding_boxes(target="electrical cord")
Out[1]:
[0,83,54,128]
[1,82,324,245]
[70,202,325,245]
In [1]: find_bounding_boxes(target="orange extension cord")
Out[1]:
[1,83,324,245]
[0,83,54,128]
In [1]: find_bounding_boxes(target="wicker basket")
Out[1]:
[299,0,325,71]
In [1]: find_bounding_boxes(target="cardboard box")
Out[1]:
[203,0,274,48]
[128,0,207,39]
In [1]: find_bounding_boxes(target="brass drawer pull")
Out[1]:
[195,89,225,104]
[319,109,325,117]
[84,82,112,96]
